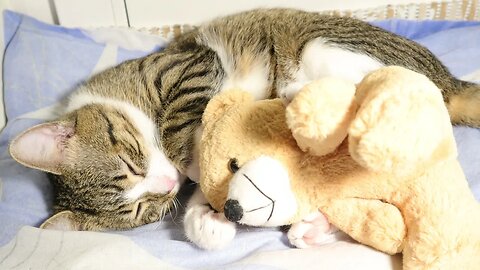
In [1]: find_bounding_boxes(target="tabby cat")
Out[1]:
[9,9,480,239]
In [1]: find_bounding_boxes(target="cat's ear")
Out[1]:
[202,90,254,124]
[40,211,83,231]
[9,122,75,175]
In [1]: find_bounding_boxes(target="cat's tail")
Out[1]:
[447,82,480,128]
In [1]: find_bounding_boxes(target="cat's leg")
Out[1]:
[184,186,237,250]
[277,38,383,102]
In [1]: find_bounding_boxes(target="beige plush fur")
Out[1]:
[199,66,480,269]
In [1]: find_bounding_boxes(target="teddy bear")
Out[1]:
[198,66,480,269]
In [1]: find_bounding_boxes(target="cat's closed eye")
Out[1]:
[119,155,145,177]
[113,174,128,181]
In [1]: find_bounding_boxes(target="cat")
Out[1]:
[8,9,480,240]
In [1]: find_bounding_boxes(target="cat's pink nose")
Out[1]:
[145,176,178,194]
[164,177,177,192]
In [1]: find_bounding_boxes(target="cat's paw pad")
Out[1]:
[184,204,236,250]
[287,211,338,248]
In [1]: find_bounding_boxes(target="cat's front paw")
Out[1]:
[184,204,236,250]
[287,211,339,248]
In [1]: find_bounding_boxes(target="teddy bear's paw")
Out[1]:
[286,78,357,156]
[287,211,339,249]
[349,87,454,175]
[184,204,237,250]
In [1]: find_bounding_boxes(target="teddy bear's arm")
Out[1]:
[348,66,457,176]
[322,198,406,255]
[286,78,357,156]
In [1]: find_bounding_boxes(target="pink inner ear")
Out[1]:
[10,123,74,173]
[41,211,79,231]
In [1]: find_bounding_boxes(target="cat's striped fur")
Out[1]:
[9,8,480,231]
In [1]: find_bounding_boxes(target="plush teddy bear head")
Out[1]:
[199,90,307,226]
[199,79,373,227]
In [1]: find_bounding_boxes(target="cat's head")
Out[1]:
[9,103,183,231]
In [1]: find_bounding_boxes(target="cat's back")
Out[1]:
[197,8,457,96]
[196,8,381,58]
[195,9,386,98]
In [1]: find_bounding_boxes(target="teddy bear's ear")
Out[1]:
[202,90,255,124]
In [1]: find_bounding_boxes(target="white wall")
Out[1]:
[1,0,56,23]
[125,0,439,27]
[54,0,128,27]
[52,0,443,28]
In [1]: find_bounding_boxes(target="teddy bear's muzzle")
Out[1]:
[225,156,298,226]
[224,199,243,222]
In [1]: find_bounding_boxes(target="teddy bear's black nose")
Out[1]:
[224,199,243,222]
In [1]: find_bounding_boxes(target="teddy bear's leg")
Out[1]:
[322,198,406,255]
[403,246,480,270]
[184,187,237,250]
[287,211,341,248]
[286,78,358,156]
[348,66,457,175]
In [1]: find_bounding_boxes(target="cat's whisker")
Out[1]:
[168,211,177,225]
[175,197,184,209]
[170,197,182,224]
[154,219,164,230]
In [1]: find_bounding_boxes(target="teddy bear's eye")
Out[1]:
[228,158,240,173]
